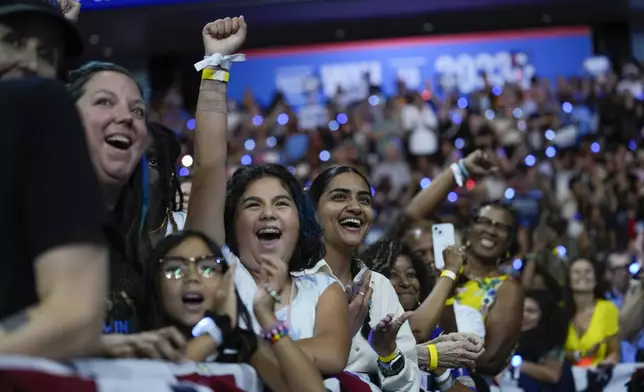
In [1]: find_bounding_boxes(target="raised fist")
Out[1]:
[202,16,247,57]
[462,149,496,179]
[58,0,81,22]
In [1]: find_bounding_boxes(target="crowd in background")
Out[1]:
[165,58,644,293]
[151,55,644,378]
[166,62,644,271]
[6,0,644,391]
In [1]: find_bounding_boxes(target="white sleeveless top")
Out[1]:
[221,246,338,337]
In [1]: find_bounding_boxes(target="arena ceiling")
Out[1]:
[75,0,629,62]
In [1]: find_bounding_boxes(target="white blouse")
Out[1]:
[300,259,421,392]
[221,246,338,336]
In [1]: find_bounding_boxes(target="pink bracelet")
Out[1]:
[261,321,289,344]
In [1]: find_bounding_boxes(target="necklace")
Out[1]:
[150,215,168,234]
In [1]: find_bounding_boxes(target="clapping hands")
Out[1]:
[345,269,373,336]
[369,312,414,357]
[254,254,288,326]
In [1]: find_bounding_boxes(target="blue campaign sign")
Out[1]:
[228,27,592,108]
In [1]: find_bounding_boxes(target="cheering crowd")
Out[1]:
[4,0,644,391]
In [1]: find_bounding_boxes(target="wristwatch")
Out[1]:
[377,353,406,377]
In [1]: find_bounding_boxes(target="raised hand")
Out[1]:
[202,16,248,56]
[345,270,373,336]
[462,149,496,179]
[259,254,289,294]
[211,264,237,328]
[57,0,81,22]
[442,245,467,274]
[368,312,413,357]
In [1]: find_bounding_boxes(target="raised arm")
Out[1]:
[620,280,644,341]
[409,246,464,342]
[186,17,247,245]
[404,150,494,221]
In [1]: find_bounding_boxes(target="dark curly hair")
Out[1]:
[365,239,432,305]
[224,164,324,272]
[147,122,183,231]
[143,230,256,363]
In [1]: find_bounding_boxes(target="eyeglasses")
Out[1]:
[158,255,225,280]
[473,216,512,234]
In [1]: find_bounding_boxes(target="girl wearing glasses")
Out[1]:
[145,230,327,392]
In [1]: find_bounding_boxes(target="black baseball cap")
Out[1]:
[0,0,83,56]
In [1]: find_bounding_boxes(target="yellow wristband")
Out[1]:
[202,69,230,82]
[428,344,439,370]
[378,351,398,363]
[441,270,457,281]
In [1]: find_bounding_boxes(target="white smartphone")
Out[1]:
[432,223,456,270]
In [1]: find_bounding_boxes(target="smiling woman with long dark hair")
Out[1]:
[306,165,421,391]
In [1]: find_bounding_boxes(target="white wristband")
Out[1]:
[192,317,223,346]
[450,163,464,187]
[435,369,451,383]
[194,53,246,72]
[438,377,454,391]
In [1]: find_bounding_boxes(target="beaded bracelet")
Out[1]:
[262,321,289,344]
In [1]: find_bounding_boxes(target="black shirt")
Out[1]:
[0,78,106,320]
[103,216,144,334]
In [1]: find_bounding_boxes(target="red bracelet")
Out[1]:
[262,321,289,344]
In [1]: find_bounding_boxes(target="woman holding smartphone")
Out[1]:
[402,152,524,391]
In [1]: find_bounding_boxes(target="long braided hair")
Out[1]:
[147,122,184,233]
